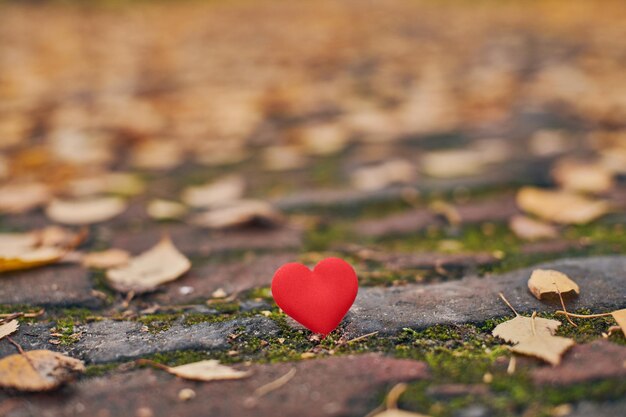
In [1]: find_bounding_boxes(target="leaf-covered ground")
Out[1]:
[1,1,626,416]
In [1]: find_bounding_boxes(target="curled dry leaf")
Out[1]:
[181,175,245,208]
[516,187,609,225]
[192,200,283,229]
[0,247,65,273]
[350,159,415,191]
[0,226,82,273]
[511,334,574,366]
[420,149,487,178]
[509,215,558,241]
[551,159,613,194]
[146,199,188,220]
[131,140,185,170]
[106,237,190,293]
[46,197,127,225]
[82,249,131,269]
[0,182,51,214]
[528,269,580,300]
[0,319,19,340]
[493,316,561,344]
[611,309,626,335]
[298,123,348,156]
[0,350,85,391]
[165,360,250,382]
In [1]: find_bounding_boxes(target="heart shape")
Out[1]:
[271,258,358,335]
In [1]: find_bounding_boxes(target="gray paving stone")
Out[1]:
[0,265,100,308]
[343,256,626,337]
[0,316,279,364]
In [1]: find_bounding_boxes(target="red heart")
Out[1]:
[271,258,358,335]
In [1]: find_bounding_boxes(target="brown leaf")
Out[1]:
[350,159,415,191]
[192,200,283,229]
[551,159,613,193]
[181,175,245,208]
[516,187,609,224]
[106,237,190,293]
[82,249,131,269]
[0,182,51,214]
[509,215,558,241]
[511,334,575,366]
[0,350,85,391]
[0,319,19,340]
[528,269,580,300]
[492,316,561,344]
[611,309,626,335]
[420,149,487,178]
[46,197,127,225]
[165,360,250,382]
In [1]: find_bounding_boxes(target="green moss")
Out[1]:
[52,317,80,346]
[84,363,120,377]
[136,313,179,333]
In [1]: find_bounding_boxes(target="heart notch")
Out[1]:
[271,258,358,335]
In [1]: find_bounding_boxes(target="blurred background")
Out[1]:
[1,0,626,257]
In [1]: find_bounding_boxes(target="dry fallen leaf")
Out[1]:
[261,145,307,171]
[181,175,245,208]
[0,247,65,273]
[528,269,580,300]
[82,249,131,269]
[509,215,558,241]
[511,333,575,366]
[0,182,51,214]
[106,237,191,293]
[0,319,19,340]
[65,172,145,197]
[516,187,609,224]
[350,159,415,191]
[551,159,614,194]
[46,197,127,225]
[493,315,561,344]
[611,309,626,335]
[0,350,85,391]
[131,140,185,170]
[146,199,188,220]
[420,149,487,178]
[165,360,250,382]
[192,200,283,229]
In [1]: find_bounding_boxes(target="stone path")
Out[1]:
[1,1,626,417]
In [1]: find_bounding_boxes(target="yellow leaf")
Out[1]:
[511,334,574,366]
[46,197,127,225]
[492,316,561,344]
[106,237,190,293]
[0,350,84,391]
[528,269,580,300]
[0,319,19,340]
[0,247,65,273]
[166,360,250,382]
[516,187,609,225]
[611,309,626,335]
[146,199,188,220]
[551,159,613,194]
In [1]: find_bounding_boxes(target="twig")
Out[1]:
[337,331,379,347]
[7,336,37,372]
[555,285,577,327]
[555,311,613,319]
[253,367,296,398]
[385,382,408,409]
[0,309,45,320]
[498,293,519,316]
[531,312,537,336]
